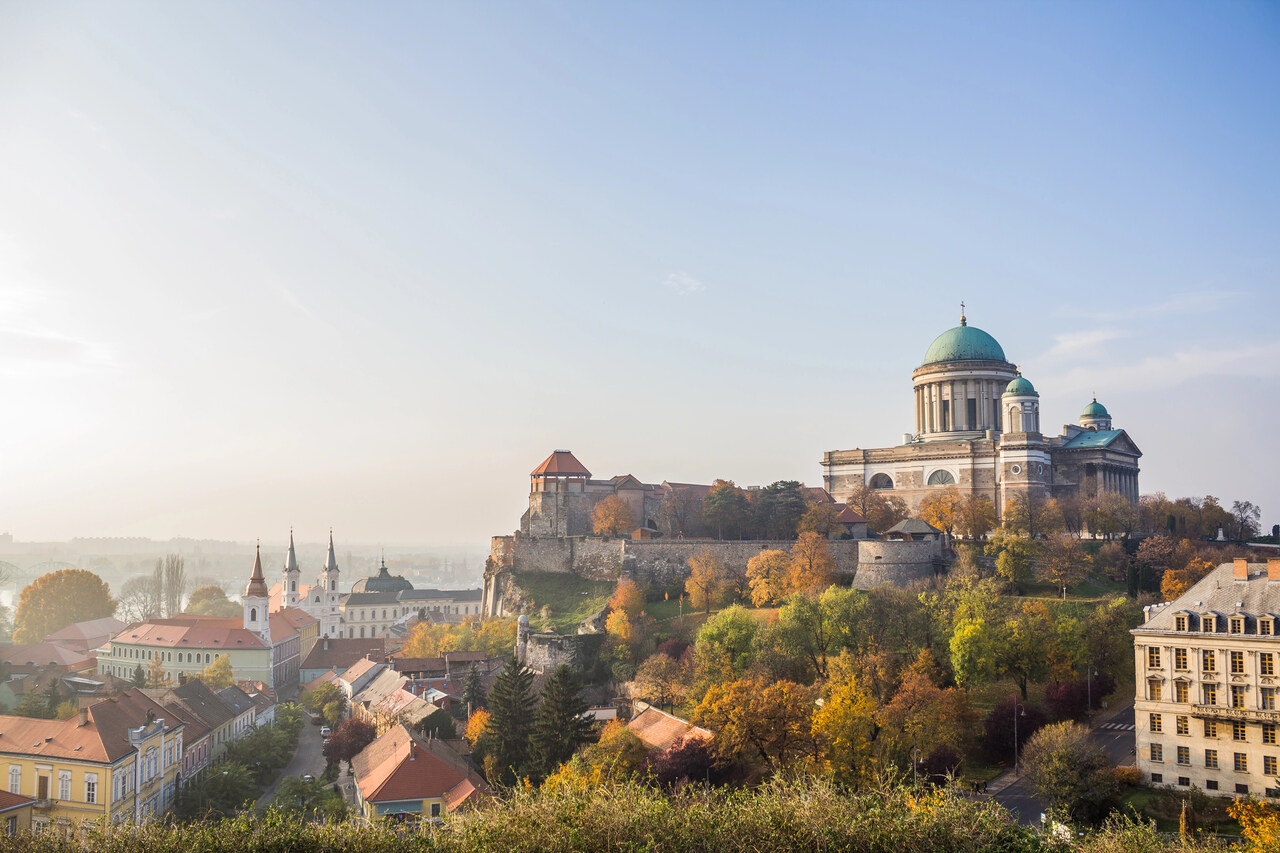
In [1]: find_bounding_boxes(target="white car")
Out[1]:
[320,726,331,738]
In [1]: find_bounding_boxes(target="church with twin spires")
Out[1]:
[820,309,1142,516]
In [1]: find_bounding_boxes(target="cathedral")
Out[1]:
[265,529,343,639]
[821,310,1142,516]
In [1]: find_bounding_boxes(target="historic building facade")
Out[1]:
[267,530,343,639]
[1134,559,1280,798]
[821,311,1142,517]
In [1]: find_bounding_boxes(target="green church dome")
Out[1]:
[1082,397,1109,418]
[1003,373,1037,396]
[922,317,1007,365]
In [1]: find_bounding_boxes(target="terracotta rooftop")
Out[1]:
[268,583,315,612]
[0,688,178,764]
[531,450,591,478]
[44,617,126,650]
[302,638,387,673]
[112,618,270,651]
[836,505,868,524]
[626,704,712,751]
[353,722,489,806]
[0,789,35,813]
[0,642,93,669]
[162,700,211,743]
[302,669,340,691]
[163,678,236,730]
[272,607,318,633]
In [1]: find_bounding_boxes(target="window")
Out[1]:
[1203,650,1216,671]
[1176,615,1188,631]
[1237,783,1249,795]
[4,816,14,836]
[1234,722,1248,742]
[1177,716,1189,735]
[1265,724,1277,745]
[1267,757,1279,776]
[1203,684,1218,706]
[430,802,442,819]
[1150,744,1163,762]
[1151,773,1163,783]
[1206,749,1219,768]
[927,470,955,486]
[1148,647,1161,668]
[1204,615,1216,633]
[1149,681,1162,701]
[85,775,97,805]
[869,473,893,490]
[1231,617,1245,634]
[1264,654,1276,676]
[8,766,18,795]
[1174,648,1188,670]
[1175,681,1189,703]
[1150,713,1163,733]
[1232,685,1247,709]
[1232,651,1246,674]
[1268,688,1280,711]
[1206,780,1219,790]
[1178,776,1190,787]
[58,771,70,801]
[1235,753,1249,772]
[1177,746,1190,765]
[1263,618,1274,636]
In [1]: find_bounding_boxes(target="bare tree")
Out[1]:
[162,554,186,617]
[118,576,162,624]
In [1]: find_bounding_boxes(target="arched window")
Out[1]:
[290,581,296,592]
[330,580,336,591]
[359,626,365,638]
[869,473,893,490]
[249,607,258,622]
[927,470,956,486]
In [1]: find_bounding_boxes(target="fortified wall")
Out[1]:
[483,534,940,618]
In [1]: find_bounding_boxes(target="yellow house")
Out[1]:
[0,790,34,836]
[0,689,183,835]
[351,722,488,822]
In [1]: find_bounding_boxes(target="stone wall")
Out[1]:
[849,540,938,589]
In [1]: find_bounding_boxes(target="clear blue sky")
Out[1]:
[0,2,1277,548]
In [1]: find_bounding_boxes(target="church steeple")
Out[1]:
[282,528,301,608]
[318,528,342,639]
[243,541,271,644]
[324,528,339,573]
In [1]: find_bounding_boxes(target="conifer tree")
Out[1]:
[486,656,536,783]
[530,664,594,780]
[463,662,485,711]
[132,664,147,688]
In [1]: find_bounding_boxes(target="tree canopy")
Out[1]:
[13,569,116,644]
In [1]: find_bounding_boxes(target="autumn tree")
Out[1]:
[798,502,843,537]
[656,487,693,537]
[876,669,977,767]
[685,549,728,614]
[322,718,377,772]
[812,653,878,786]
[846,485,909,534]
[185,585,241,618]
[1020,722,1119,823]
[702,479,749,540]
[1003,492,1063,538]
[776,587,868,681]
[591,495,635,537]
[146,655,173,689]
[13,569,116,644]
[957,494,998,540]
[984,530,1038,592]
[633,653,688,712]
[694,676,817,769]
[788,531,835,594]
[197,654,234,690]
[746,549,791,606]
[301,682,345,728]
[1230,500,1263,540]
[609,578,645,620]
[1036,534,1092,598]
[950,616,998,689]
[1161,557,1215,601]
[919,486,963,537]
[996,601,1054,699]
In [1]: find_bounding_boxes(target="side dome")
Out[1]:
[922,319,1006,365]
[1003,374,1037,396]
[1082,397,1109,418]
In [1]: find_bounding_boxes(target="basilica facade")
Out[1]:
[821,311,1142,516]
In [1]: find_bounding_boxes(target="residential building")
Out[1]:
[159,700,212,784]
[300,638,386,684]
[44,618,126,656]
[352,722,488,822]
[626,702,712,752]
[1134,558,1280,797]
[160,679,236,762]
[337,658,386,708]
[0,790,34,836]
[216,686,257,742]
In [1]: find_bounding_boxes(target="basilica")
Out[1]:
[820,310,1142,516]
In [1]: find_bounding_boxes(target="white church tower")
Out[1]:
[282,528,302,609]
[318,529,342,638]
[243,542,272,645]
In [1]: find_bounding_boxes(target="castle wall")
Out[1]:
[849,540,938,589]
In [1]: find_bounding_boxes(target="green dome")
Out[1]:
[922,319,1007,365]
[1003,374,1037,396]
[1082,397,1109,418]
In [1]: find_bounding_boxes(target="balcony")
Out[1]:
[33,798,53,810]
[1191,704,1280,724]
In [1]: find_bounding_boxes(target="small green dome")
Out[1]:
[1003,374,1037,396]
[1082,397,1109,418]
[922,317,1007,365]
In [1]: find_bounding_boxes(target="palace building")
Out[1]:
[821,309,1142,517]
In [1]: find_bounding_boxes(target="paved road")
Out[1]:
[255,718,329,810]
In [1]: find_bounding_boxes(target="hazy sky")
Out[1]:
[1,2,1277,550]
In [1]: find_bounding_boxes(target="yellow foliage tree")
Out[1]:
[746,549,791,606]
[464,708,491,748]
[957,494,998,540]
[197,654,233,691]
[403,618,516,659]
[146,656,173,689]
[685,550,728,615]
[609,578,645,620]
[1160,557,1215,602]
[812,657,878,786]
[591,495,635,537]
[1229,797,1280,853]
[919,486,963,536]
[798,502,843,537]
[693,676,818,768]
[788,532,835,594]
[605,609,633,644]
[13,569,116,644]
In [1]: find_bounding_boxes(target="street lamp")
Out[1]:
[1013,701,1027,775]
[1086,665,1098,726]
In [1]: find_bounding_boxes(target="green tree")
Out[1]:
[812,654,878,786]
[186,584,242,618]
[131,664,146,687]
[1036,534,1092,598]
[487,656,536,783]
[13,689,56,719]
[695,605,759,676]
[197,654,234,690]
[776,587,868,681]
[13,569,116,644]
[463,662,486,711]
[985,530,1038,592]
[753,481,807,540]
[301,682,346,728]
[1083,596,1142,681]
[702,479,750,540]
[415,707,458,740]
[997,601,1053,699]
[1020,721,1119,823]
[949,618,997,689]
[530,665,594,780]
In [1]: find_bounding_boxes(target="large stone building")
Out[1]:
[341,562,483,639]
[266,530,343,640]
[1134,559,1280,798]
[821,310,1142,516]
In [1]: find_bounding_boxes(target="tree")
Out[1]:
[161,554,187,617]
[1020,722,1119,823]
[985,531,1038,592]
[146,655,172,689]
[811,657,878,786]
[13,689,56,719]
[415,707,458,740]
[185,584,241,618]
[776,587,868,681]
[131,664,147,687]
[633,653,688,712]
[656,487,693,537]
[591,495,635,537]
[1082,597,1142,681]
[322,718,377,771]
[694,605,759,676]
[949,618,997,689]
[694,676,817,768]
[1003,492,1063,538]
[530,665,594,780]
[1229,798,1280,853]
[609,578,645,620]
[981,695,1047,764]
[197,654,234,690]
[746,549,790,606]
[1036,534,1092,598]
[702,479,749,540]
[753,481,807,540]
[118,575,163,624]
[798,502,843,537]
[957,494,998,540]
[301,682,346,728]
[876,669,977,765]
[787,532,836,593]
[845,485,909,535]
[271,775,345,820]
[13,569,116,644]
[486,656,537,783]
[996,601,1054,699]
[919,486,963,536]
[1161,557,1214,601]
[463,663,486,711]
[685,549,728,614]
[1231,500,1263,540]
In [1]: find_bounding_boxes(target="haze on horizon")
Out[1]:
[1,2,1277,551]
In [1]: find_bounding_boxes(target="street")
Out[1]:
[255,717,330,810]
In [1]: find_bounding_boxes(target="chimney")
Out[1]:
[78,707,89,727]
[1268,558,1280,582]
[1234,558,1249,580]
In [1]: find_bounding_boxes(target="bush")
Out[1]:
[1113,766,1142,787]
[981,696,1047,763]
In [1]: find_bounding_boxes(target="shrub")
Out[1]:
[1113,766,1142,787]
[981,696,1047,763]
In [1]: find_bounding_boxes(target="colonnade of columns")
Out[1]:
[915,378,1006,436]
[1098,465,1140,502]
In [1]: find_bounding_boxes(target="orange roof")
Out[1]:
[801,486,836,504]
[113,618,269,651]
[302,669,340,691]
[272,607,318,634]
[0,688,178,764]
[353,722,488,805]
[531,450,591,477]
[44,617,126,649]
[0,789,35,813]
[626,704,712,751]
[0,642,92,669]
[836,505,868,524]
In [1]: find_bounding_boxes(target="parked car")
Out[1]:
[320,725,331,738]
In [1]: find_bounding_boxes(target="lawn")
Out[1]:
[512,571,616,632]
